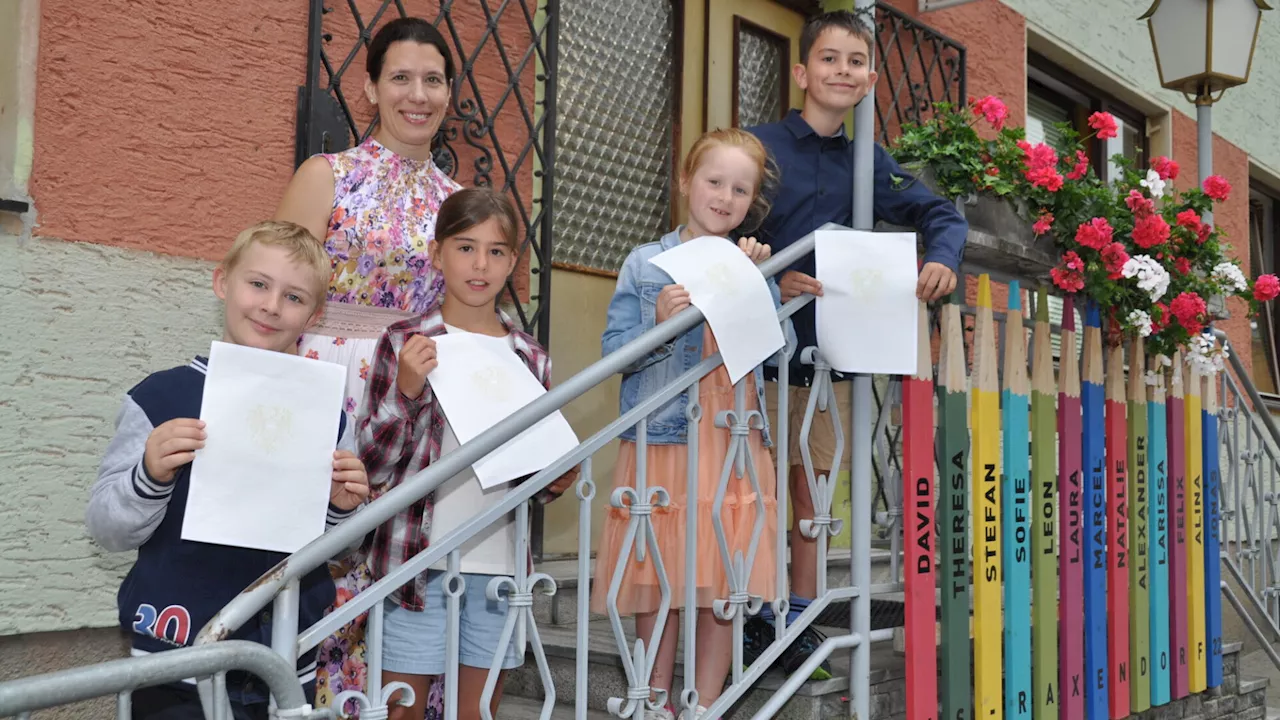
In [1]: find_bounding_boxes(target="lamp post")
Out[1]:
[1141,0,1271,226]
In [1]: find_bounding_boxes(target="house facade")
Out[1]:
[2,0,1279,700]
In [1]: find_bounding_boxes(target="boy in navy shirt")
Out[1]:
[746,10,967,678]
[86,221,370,719]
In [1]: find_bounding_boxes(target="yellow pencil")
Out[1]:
[972,275,1003,720]
[1185,355,1206,691]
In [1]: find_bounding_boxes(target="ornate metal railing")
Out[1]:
[872,2,966,147]
[295,0,558,346]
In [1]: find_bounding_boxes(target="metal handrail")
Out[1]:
[195,225,829,647]
[0,641,309,719]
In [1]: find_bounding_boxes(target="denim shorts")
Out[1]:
[381,571,524,674]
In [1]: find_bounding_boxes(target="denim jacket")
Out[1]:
[602,228,794,446]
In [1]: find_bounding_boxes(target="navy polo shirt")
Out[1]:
[747,109,969,386]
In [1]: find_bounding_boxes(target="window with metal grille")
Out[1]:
[1250,185,1280,395]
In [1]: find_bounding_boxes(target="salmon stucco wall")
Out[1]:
[31,0,304,260]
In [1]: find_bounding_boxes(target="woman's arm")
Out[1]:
[275,155,337,242]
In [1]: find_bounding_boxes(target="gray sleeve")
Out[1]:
[85,396,174,552]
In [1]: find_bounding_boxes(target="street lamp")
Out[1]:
[1140,0,1271,223]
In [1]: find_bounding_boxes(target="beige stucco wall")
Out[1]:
[0,234,221,633]
[999,0,1280,177]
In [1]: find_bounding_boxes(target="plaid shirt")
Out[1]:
[359,306,552,611]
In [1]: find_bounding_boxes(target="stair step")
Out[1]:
[504,614,914,720]
[497,694,615,720]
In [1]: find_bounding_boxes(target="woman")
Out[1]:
[275,16,460,716]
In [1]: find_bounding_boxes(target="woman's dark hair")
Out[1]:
[435,187,520,252]
[367,17,456,85]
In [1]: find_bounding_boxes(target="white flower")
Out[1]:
[1211,261,1249,293]
[1144,371,1160,386]
[1161,355,1173,367]
[1127,309,1154,337]
[1186,333,1228,375]
[1121,254,1171,302]
[1141,169,1167,199]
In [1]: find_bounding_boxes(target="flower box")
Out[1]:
[904,162,1057,281]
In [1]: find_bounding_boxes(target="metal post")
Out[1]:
[850,1,876,718]
[1198,98,1213,229]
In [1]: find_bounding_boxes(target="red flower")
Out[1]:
[1255,274,1280,302]
[1175,257,1192,275]
[1051,266,1085,293]
[1126,189,1155,217]
[972,95,1009,131]
[1152,302,1170,333]
[1033,211,1054,236]
[1176,209,1201,231]
[1131,213,1171,249]
[1203,175,1232,202]
[1027,167,1065,192]
[1074,217,1114,250]
[1151,155,1180,181]
[985,165,1000,176]
[1066,150,1089,180]
[1197,223,1212,244]
[1023,142,1058,171]
[1063,251,1084,271]
[1170,291,1208,335]
[1088,111,1119,140]
[1101,242,1129,279]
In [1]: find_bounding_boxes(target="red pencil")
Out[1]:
[1168,352,1190,698]
[1106,342,1130,717]
[903,301,937,720]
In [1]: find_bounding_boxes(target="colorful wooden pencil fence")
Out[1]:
[938,290,970,720]
[1031,288,1058,718]
[1150,356,1172,706]
[1059,295,1086,720]
[1002,283,1031,720]
[904,280,1225,718]
[972,276,1003,719]
[902,301,937,720]
[1128,338,1151,714]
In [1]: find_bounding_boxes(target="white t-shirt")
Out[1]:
[427,324,522,576]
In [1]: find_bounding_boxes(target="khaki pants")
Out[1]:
[764,381,854,472]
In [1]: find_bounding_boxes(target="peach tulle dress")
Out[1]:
[591,326,777,615]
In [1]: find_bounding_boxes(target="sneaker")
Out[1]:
[648,706,676,720]
[677,705,708,720]
[740,615,773,670]
[779,625,833,681]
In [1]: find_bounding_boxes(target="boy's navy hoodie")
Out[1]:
[86,356,358,700]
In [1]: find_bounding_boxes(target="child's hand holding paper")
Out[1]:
[397,334,439,400]
[330,450,369,510]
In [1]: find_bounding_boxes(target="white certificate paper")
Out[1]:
[815,230,919,375]
[429,332,580,489]
[649,236,785,383]
[183,341,346,553]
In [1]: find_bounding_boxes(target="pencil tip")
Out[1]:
[1085,301,1101,328]
[1036,287,1049,322]
[1062,295,1075,331]
[1008,280,1021,311]
[978,274,991,308]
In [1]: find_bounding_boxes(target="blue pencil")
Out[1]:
[1148,359,1170,706]
[1082,303,1109,719]
[1003,283,1031,719]
[1203,370,1223,687]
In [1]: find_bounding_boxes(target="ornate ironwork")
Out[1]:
[873,2,967,147]
[296,0,558,345]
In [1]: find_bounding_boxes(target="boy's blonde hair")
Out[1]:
[220,221,332,299]
[681,127,778,234]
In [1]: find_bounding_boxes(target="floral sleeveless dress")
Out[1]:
[300,136,460,716]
